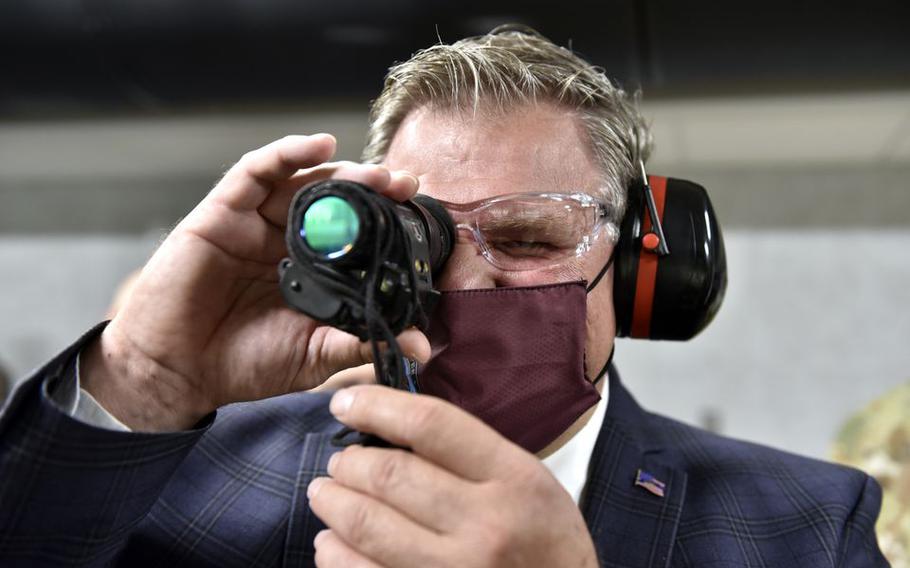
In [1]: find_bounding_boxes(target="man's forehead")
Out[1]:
[382,103,603,203]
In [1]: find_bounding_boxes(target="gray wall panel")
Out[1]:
[1,230,907,459]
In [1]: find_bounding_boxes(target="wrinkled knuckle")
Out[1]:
[273,146,293,168]
[345,500,376,546]
[471,503,520,565]
[405,399,444,435]
[233,156,252,175]
[372,450,407,492]
[355,341,373,365]
[238,147,261,166]
[522,461,554,491]
[332,160,356,171]
[480,522,513,565]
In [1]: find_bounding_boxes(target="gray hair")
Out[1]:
[362,25,653,223]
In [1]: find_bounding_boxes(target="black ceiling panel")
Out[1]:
[645,0,910,94]
[0,0,907,117]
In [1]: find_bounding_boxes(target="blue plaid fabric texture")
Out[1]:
[0,326,888,567]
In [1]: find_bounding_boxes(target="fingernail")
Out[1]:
[402,172,420,187]
[307,477,326,500]
[408,349,429,365]
[327,452,340,476]
[330,389,355,417]
[314,529,329,548]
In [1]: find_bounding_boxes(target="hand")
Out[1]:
[307,386,599,568]
[81,135,430,431]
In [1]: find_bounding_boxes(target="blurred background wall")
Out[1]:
[1,0,908,460]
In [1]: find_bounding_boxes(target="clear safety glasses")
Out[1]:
[438,192,618,272]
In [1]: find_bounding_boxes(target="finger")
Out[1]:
[312,326,431,383]
[278,165,417,203]
[388,328,431,364]
[259,162,394,228]
[328,445,472,533]
[261,164,420,230]
[329,386,524,481]
[178,199,291,266]
[195,161,395,265]
[307,477,446,568]
[313,530,386,568]
[385,169,420,201]
[312,364,376,393]
[214,134,337,211]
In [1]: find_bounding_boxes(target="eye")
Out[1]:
[492,239,560,257]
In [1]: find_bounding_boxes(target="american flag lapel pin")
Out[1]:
[635,469,666,498]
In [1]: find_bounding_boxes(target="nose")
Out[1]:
[436,233,498,291]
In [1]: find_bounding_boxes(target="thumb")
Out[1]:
[312,326,431,384]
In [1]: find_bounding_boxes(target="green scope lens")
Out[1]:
[300,196,360,258]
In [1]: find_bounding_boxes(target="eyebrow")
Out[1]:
[476,208,575,233]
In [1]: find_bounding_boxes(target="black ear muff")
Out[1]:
[613,174,727,340]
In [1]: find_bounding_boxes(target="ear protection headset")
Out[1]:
[613,163,727,340]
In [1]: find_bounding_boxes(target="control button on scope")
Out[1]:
[301,196,360,259]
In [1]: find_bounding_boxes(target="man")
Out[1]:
[0,27,887,567]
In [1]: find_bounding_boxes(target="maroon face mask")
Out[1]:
[417,281,603,454]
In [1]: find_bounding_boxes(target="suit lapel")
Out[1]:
[581,368,687,568]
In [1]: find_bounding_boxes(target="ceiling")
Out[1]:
[2,0,908,117]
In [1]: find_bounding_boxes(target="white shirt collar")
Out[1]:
[540,379,609,504]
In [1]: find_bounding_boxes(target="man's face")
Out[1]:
[382,102,617,379]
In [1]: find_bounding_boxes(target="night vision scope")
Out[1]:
[279,179,455,341]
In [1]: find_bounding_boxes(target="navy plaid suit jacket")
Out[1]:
[0,325,888,567]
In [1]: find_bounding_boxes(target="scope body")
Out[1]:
[279,180,454,340]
